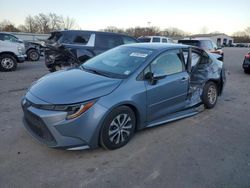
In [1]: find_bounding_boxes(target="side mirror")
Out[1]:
[144,72,166,85]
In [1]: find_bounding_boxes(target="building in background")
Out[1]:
[190,33,234,47]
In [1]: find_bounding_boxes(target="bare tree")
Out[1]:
[0,20,19,32]
[24,15,39,33]
[49,13,62,31]
[35,13,51,33]
[61,16,77,30]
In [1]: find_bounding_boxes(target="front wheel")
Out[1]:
[27,49,40,61]
[100,106,136,150]
[202,81,218,109]
[0,54,17,71]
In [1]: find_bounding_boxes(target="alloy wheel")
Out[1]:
[207,85,217,105]
[108,113,132,145]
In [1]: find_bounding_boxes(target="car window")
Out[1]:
[61,33,90,45]
[2,34,18,42]
[138,37,151,42]
[48,32,62,43]
[151,51,184,76]
[183,51,201,67]
[178,40,200,47]
[122,36,137,44]
[95,34,122,49]
[200,40,213,50]
[212,42,218,49]
[162,38,168,43]
[83,46,154,78]
[152,37,160,42]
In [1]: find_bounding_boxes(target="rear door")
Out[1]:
[145,49,189,122]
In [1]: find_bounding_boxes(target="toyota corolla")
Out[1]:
[21,43,226,150]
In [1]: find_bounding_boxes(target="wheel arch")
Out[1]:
[0,52,18,61]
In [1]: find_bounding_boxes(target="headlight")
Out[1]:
[17,46,23,54]
[37,101,96,120]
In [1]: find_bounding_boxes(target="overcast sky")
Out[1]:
[0,0,249,35]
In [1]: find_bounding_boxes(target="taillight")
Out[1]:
[245,54,250,59]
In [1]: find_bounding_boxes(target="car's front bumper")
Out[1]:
[21,95,108,150]
[17,54,27,63]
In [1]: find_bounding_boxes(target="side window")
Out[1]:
[122,36,137,44]
[0,34,4,41]
[62,33,90,44]
[151,51,184,76]
[3,34,18,42]
[201,40,213,50]
[183,51,201,67]
[95,34,122,49]
[162,38,168,43]
[212,42,218,49]
[72,34,90,44]
[152,37,160,43]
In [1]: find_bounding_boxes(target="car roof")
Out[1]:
[139,36,172,39]
[179,38,211,42]
[51,30,134,37]
[122,43,188,50]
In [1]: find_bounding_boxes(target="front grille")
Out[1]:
[23,108,57,146]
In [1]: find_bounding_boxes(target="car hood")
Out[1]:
[28,68,122,104]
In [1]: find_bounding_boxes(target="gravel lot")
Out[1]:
[0,48,250,188]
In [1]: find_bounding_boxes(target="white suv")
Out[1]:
[0,33,26,71]
[138,36,174,43]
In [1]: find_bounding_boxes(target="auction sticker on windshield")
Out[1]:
[130,52,149,58]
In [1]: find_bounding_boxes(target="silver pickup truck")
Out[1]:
[0,32,26,71]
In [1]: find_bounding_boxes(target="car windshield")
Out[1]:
[82,46,153,78]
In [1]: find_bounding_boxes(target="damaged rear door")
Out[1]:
[182,47,219,106]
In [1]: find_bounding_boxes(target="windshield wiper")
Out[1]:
[81,66,112,78]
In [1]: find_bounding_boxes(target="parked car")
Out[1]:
[138,36,174,43]
[45,30,138,72]
[21,43,226,150]
[178,39,224,61]
[0,32,26,71]
[24,41,42,61]
[236,43,248,48]
[243,52,250,74]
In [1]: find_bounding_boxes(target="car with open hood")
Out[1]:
[21,43,226,150]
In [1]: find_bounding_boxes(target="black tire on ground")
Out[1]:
[48,65,61,72]
[244,69,250,74]
[27,49,40,61]
[201,81,218,109]
[100,106,136,150]
[0,54,17,72]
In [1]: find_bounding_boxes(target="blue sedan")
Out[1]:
[21,43,226,150]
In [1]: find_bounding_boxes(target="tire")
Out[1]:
[244,69,250,74]
[100,106,136,150]
[202,81,218,109]
[0,54,17,71]
[27,49,40,61]
[48,65,61,72]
